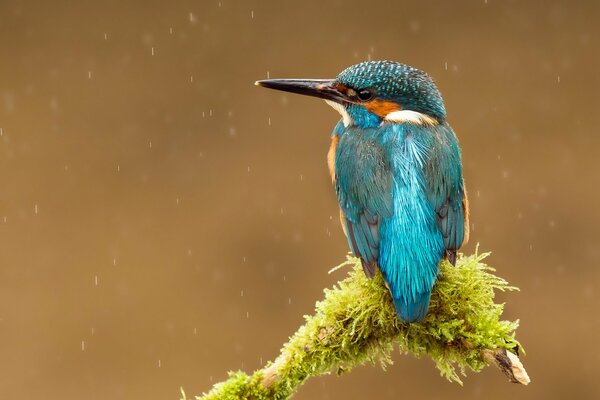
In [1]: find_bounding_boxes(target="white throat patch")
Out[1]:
[384,110,438,126]
[325,100,352,127]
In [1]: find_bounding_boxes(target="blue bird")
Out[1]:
[256,61,469,322]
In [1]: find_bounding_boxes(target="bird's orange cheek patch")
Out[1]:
[364,100,401,118]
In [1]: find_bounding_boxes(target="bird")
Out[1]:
[255,61,469,323]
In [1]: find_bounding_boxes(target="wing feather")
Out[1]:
[335,128,393,278]
[423,124,468,264]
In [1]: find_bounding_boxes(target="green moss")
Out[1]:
[196,371,273,400]
[197,250,523,399]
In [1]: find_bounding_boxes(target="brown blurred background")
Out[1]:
[0,0,598,399]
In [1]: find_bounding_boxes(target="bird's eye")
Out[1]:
[357,89,373,101]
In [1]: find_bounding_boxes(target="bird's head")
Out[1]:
[256,60,446,129]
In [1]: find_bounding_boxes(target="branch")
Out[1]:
[192,250,530,400]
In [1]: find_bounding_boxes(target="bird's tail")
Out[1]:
[392,290,431,323]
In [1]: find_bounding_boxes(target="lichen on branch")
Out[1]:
[194,250,529,400]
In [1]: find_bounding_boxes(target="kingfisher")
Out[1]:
[256,61,469,322]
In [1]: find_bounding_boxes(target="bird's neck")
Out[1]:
[346,104,382,128]
[326,101,440,130]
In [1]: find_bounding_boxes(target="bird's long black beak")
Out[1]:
[255,79,347,104]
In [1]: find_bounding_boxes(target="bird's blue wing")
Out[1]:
[335,128,394,277]
[423,123,468,264]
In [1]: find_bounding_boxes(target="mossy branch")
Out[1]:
[193,250,530,400]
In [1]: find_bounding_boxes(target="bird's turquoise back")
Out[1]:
[335,122,464,322]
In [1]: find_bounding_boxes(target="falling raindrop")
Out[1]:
[88,71,92,79]
[557,75,561,83]
[409,20,421,33]
[104,33,108,40]
[158,359,162,368]
[189,12,196,23]
[169,27,173,35]
[94,275,98,286]
[251,10,254,19]
[151,47,155,56]
[268,117,271,126]
[81,341,85,351]
[240,290,244,297]
[34,204,38,214]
